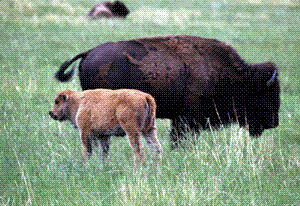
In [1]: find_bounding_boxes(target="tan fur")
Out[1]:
[49,89,161,170]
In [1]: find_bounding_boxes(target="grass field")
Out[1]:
[1,0,300,205]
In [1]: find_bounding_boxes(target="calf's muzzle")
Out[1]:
[49,111,58,120]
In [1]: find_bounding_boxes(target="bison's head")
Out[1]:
[247,62,280,136]
[49,90,71,122]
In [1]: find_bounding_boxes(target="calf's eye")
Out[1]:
[55,100,59,105]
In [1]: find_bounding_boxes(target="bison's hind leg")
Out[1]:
[170,118,189,150]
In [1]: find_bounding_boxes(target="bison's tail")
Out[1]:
[55,51,90,82]
[145,95,157,131]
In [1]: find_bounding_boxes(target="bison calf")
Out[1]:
[49,89,161,170]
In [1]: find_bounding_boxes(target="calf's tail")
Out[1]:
[144,95,157,131]
[55,51,90,82]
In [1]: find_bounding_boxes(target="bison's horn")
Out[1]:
[266,70,277,87]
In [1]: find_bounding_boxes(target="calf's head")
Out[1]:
[49,90,71,121]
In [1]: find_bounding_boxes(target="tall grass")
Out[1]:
[1,0,300,205]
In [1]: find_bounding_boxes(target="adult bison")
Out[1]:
[88,1,130,19]
[55,35,280,149]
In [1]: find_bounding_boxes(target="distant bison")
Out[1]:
[55,35,280,149]
[88,1,130,19]
[49,89,161,169]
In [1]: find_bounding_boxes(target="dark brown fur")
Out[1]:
[55,35,280,149]
[88,1,130,19]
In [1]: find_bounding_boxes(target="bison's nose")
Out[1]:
[49,111,57,120]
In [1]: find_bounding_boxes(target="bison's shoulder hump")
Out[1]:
[118,40,148,61]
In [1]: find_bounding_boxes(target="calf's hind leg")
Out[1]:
[118,121,145,170]
[127,130,144,170]
[142,122,162,162]
[116,105,146,170]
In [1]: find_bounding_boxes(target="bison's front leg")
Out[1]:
[249,124,264,137]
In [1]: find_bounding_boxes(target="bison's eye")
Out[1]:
[55,100,59,105]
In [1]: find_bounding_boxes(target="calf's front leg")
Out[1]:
[79,128,92,164]
[99,135,111,163]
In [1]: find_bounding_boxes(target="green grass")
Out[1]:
[1,0,300,205]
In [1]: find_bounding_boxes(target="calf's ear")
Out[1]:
[59,94,69,101]
[62,94,68,101]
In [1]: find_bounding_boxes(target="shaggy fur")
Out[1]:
[55,35,280,149]
[49,89,161,169]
